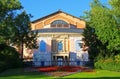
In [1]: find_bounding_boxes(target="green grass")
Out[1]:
[62,70,120,79]
[0,68,55,79]
[0,68,120,79]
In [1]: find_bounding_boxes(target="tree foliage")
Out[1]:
[83,24,103,59]
[13,11,38,48]
[12,11,38,58]
[0,43,22,72]
[0,0,22,44]
[0,0,38,59]
[83,0,120,58]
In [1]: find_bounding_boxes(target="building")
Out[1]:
[23,11,89,66]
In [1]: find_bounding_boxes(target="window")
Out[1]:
[39,40,46,52]
[75,40,83,51]
[51,20,69,28]
[57,41,63,52]
[52,20,68,24]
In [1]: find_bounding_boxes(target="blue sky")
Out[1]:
[20,0,108,21]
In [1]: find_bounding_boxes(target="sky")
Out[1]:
[19,0,108,21]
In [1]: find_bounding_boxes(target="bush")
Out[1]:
[0,44,22,72]
[0,61,7,72]
[115,54,120,62]
[95,54,120,72]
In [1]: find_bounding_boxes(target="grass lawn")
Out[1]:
[0,68,120,79]
[0,68,55,79]
[62,70,120,79]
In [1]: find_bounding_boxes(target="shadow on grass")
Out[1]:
[0,72,46,77]
[0,69,53,79]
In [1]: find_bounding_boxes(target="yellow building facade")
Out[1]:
[24,11,88,66]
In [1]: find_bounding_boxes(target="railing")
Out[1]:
[51,24,70,28]
[23,60,94,68]
[32,61,92,67]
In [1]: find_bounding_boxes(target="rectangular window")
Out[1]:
[39,40,46,52]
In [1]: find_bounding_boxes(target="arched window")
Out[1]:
[75,40,83,51]
[51,20,69,28]
[57,41,63,52]
[52,20,68,24]
[39,40,46,52]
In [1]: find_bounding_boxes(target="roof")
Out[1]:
[34,28,84,33]
[31,10,82,23]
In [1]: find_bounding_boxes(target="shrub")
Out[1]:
[0,44,22,72]
[0,61,7,72]
[95,54,120,72]
[115,54,120,62]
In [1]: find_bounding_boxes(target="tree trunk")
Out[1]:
[21,41,24,61]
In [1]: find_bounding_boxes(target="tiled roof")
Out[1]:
[34,28,84,33]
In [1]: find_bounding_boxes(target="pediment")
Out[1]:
[31,11,86,30]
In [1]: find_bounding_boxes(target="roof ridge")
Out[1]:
[31,10,81,23]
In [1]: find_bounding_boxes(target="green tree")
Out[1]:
[0,0,38,59]
[0,0,22,44]
[13,11,38,58]
[83,24,102,60]
[109,0,120,52]
[83,0,120,59]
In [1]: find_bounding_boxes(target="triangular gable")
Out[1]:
[31,11,86,30]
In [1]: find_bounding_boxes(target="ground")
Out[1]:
[0,68,120,79]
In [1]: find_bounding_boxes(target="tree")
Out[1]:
[83,0,120,59]
[83,24,102,60]
[0,0,22,44]
[109,0,120,52]
[12,11,38,59]
[0,0,38,59]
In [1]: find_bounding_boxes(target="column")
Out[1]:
[64,39,66,52]
[65,56,69,66]
[63,56,65,66]
[52,39,57,52]
[55,56,57,65]
[69,24,70,28]
[52,56,55,66]
[66,39,68,52]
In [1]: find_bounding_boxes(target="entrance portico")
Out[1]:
[52,53,69,66]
